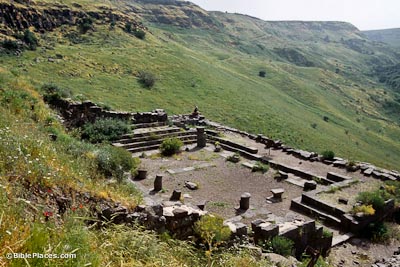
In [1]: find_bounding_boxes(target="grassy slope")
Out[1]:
[363,28,400,48]
[1,1,400,170]
[0,71,271,267]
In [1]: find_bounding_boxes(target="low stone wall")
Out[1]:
[250,219,332,258]
[46,98,167,128]
[342,199,395,233]
[98,202,206,239]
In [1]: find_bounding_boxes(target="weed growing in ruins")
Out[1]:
[252,162,269,173]
[261,236,294,257]
[326,186,340,194]
[353,204,375,216]
[322,229,333,238]
[321,150,335,160]
[356,190,385,211]
[81,118,131,143]
[96,145,140,182]
[160,138,183,156]
[194,214,231,267]
[367,222,389,243]
[42,83,72,103]
[226,152,240,163]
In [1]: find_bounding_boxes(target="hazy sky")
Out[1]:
[189,0,400,31]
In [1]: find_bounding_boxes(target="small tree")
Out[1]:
[138,70,156,88]
[78,17,93,34]
[194,215,231,267]
[23,29,38,50]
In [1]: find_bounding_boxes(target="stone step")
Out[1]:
[290,197,341,227]
[118,127,181,140]
[115,130,196,145]
[300,193,346,218]
[126,139,196,154]
[115,134,197,150]
[268,161,334,185]
[208,135,258,154]
[132,121,167,129]
[332,232,354,247]
[285,174,307,188]
[219,143,263,161]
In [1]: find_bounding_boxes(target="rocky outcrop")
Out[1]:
[0,2,144,34]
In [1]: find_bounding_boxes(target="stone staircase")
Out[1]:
[113,123,197,154]
[206,129,262,161]
[290,192,345,228]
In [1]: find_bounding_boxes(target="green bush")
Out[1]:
[124,22,133,33]
[262,236,294,256]
[78,17,93,34]
[81,118,131,143]
[96,145,139,182]
[133,29,146,40]
[138,70,156,88]
[42,83,72,103]
[23,29,39,50]
[194,214,231,266]
[322,229,333,238]
[321,150,335,160]
[1,39,19,50]
[160,138,183,156]
[356,190,385,211]
[366,222,388,242]
[252,162,269,173]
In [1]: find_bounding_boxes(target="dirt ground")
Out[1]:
[329,236,400,267]
[135,145,304,222]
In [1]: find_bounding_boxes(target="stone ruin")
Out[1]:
[50,100,400,259]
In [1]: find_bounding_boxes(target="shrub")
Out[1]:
[160,138,183,156]
[263,236,294,256]
[78,17,93,34]
[366,222,388,242]
[23,29,39,50]
[138,70,156,88]
[252,162,269,173]
[321,150,335,160]
[2,39,19,50]
[96,145,139,182]
[133,29,146,40]
[81,118,131,143]
[42,83,72,103]
[226,152,240,163]
[322,229,333,238]
[124,22,133,33]
[194,214,231,267]
[356,191,385,211]
[352,204,375,216]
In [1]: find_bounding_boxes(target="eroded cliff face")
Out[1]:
[0,1,144,35]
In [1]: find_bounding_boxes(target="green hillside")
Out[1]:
[363,28,400,48]
[1,0,400,170]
